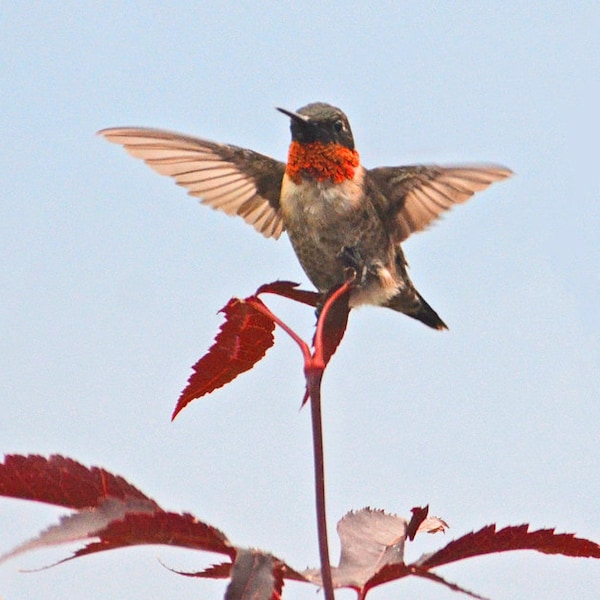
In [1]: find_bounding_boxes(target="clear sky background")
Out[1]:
[1,3,599,599]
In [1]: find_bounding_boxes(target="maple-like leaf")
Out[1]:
[255,280,319,307]
[0,497,157,565]
[224,549,278,600]
[363,523,600,599]
[364,562,488,600]
[406,505,431,540]
[315,283,351,367]
[174,279,351,416]
[0,454,157,509]
[168,554,308,584]
[70,510,232,561]
[417,523,600,569]
[175,560,234,579]
[3,458,600,600]
[302,507,447,590]
[167,555,308,585]
[0,455,232,567]
[255,279,351,370]
[219,549,308,600]
[173,296,276,419]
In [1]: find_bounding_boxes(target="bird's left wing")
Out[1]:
[369,164,512,243]
[98,127,286,239]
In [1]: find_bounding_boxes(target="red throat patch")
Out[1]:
[285,141,360,184]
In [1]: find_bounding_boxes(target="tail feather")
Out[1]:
[384,289,448,330]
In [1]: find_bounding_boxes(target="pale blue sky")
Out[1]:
[1,3,599,599]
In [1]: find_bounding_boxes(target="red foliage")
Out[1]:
[2,272,598,598]
[2,455,600,599]
[172,557,307,584]
[0,454,156,509]
[255,280,319,307]
[224,549,276,600]
[363,523,600,598]
[0,455,232,566]
[173,296,276,419]
[314,283,351,368]
[406,505,430,541]
[201,551,301,600]
[418,523,600,569]
[173,280,351,417]
[178,560,234,579]
[71,510,232,561]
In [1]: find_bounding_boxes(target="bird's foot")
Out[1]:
[338,245,369,286]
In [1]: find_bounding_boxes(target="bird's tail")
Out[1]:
[384,289,448,330]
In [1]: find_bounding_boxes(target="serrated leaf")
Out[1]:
[365,563,490,600]
[256,280,320,307]
[0,497,156,565]
[406,505,429,540]
[409,568,490,600]
[71,511,232,560]
[317,284,351,367]
[225,549,276,600]
[0,454,157,509]
[0,455,232,567]
[363,523,600,599]
[170,560,234,579]
[173,297,276,419]
[303,508,409,588]
[169,554,308,586]
[417,523,600,570]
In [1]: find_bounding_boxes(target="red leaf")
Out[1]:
[225,549,277,600]
[0,497,157,565]
[0,455,232,567]
[409,568,490,600]
[317,284,350,367]
[172,560,233,579]
[171,556,307,584]
[302,507,449,590]
[256,280,320,307]
[173,297,276,419]
[0,454,157,509]
[303,508,410,589]
[366,563,489,600]
[363,523,600,599]
[71,511,232,560]
[406,505,429,541]
[417,523,600,570]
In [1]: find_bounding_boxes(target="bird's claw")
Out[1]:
[338,246,369,286]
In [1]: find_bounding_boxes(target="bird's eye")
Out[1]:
[333,120,344,132]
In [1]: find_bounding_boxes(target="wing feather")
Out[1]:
[369,164,512,242]
[98,127,286,239]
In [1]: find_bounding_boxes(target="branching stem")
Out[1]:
[251,277,355,600]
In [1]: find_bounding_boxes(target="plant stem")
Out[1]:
[252,279,355,600]
[305,280,353,600]
[308,368,335,600]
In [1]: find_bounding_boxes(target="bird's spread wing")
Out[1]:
[369,164,512,242]
[98,127,286,239]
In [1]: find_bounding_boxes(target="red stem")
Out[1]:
[305,280,353,600]
[245,298,311,365]
[249,281,355,600]
[307,369,335,600]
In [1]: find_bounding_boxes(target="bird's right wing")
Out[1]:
[369,164,513,243]
[98,127,286,239]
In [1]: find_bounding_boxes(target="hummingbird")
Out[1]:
[99,102,511,329]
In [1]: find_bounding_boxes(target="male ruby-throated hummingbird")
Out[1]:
[99,102,511,329]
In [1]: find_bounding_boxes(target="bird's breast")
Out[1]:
[279,168,392,293]
[280,167,366,231]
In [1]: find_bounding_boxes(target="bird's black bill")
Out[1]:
[276,106,310,125]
